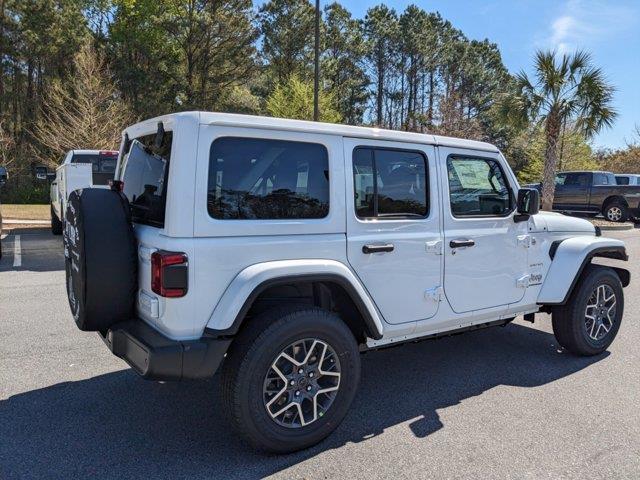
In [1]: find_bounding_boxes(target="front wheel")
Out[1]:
[221,307,361,453]
[552,265,624,356]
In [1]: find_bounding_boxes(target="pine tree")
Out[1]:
[266,74,341,123]
[323,3,369,124]
[260,0,316,85]
[363,5,398,127]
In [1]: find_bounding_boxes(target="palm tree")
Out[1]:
[500,50,616,210]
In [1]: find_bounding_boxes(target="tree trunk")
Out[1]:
[541,113,561,211]
[427,70,434,127]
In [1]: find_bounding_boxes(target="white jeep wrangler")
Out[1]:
[63,112,629,453]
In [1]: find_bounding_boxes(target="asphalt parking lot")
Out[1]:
[1,228,640,479]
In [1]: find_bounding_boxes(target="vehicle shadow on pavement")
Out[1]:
[0,322,606,480]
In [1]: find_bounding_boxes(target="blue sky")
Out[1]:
[335,0,639,149]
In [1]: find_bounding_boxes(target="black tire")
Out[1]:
[552,264,624,356]
[603,201,628,222]
[221,306,361,453]
[64,188,137,332]
[51,205,63,235]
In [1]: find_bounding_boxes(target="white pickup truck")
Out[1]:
[48,150,118,234]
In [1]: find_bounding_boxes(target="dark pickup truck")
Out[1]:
[527,171,640,222]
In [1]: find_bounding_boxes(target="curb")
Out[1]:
[596,223,634,231]
[3,219,51,225]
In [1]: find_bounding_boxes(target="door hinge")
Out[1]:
[516,274,530,288]
[425,240,443,255]
[517,235,533,248]
[424,286,443,302]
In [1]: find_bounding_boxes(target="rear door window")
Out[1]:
[353,147,428,218]
[593,173,609,185]
[120,132,172,227]
[207,137,329,219]
[558,173,590,186]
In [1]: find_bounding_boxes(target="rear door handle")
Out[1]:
[362,243,395,254]
[449,239,475,248]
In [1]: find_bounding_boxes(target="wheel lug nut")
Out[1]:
[309,372,314,378]
[290,380,295,386]
[306,385,312,391]
[298,368,304,374]
[295,391,300,396]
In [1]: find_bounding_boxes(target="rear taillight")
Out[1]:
[151,251,188,298]
[100,150,119,156]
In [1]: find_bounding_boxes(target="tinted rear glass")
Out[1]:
[616,176,630,185]
[207,137,329,219]
[353,147,428,218]
[556,173,590,186]
[71,153,118,185]
[121,132,172,227]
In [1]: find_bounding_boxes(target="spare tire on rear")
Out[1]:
[64,188,137,331]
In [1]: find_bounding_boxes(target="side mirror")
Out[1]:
[0,166,7,186]
[34,166,54,181]
[516,188,540,218]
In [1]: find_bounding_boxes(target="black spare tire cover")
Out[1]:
[64,188,137,331]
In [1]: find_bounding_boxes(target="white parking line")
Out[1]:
[13,235,21,267]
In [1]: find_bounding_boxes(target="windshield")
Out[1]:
[120,133,172,227]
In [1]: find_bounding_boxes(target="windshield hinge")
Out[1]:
[517,235,533,248]
[424,286,443,302]
[516,274,531,288]
[425,240,443,255]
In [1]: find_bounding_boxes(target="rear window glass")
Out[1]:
[71,153,118,185]
[207,137,329,219]
[121,132,172,227]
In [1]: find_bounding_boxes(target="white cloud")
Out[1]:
[542,0,637,53]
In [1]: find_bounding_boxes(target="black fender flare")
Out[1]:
[205,273,383,340]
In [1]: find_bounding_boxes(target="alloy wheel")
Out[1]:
[584,284,617,341]
[263,338,341,428]
[606,206,622,221]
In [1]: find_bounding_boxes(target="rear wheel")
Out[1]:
[552,265,624,356]
[221,306,360,453]
[603,202,628,222]
[51,205,63,235]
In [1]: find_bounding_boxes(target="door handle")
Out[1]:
[449,239,475,248]
[362,243,395,254]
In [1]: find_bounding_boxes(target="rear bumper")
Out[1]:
[100,320,231,381]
